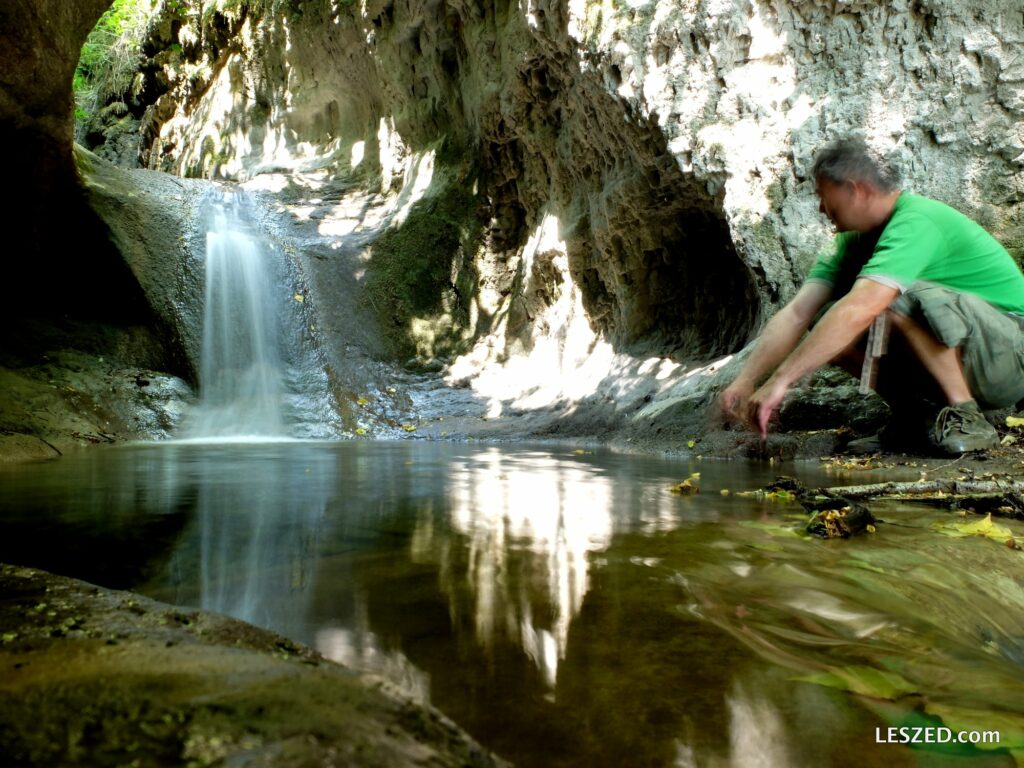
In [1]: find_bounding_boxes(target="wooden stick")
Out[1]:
[816,479,1024,499]
[858,314,891,394]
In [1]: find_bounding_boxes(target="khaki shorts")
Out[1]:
[890,283,1024,408]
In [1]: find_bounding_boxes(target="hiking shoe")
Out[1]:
[931,400,999,455]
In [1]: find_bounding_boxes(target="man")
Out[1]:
[720,138,1024,455]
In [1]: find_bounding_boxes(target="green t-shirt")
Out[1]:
[806,193,1024,314]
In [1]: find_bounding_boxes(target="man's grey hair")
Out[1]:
[811,138,901,192]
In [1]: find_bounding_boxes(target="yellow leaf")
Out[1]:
[720,489,730,496]
[355,427,367,436]
[356,397,369,406]
[687,439,696,449]
[402,423,417,432]
[935,513,1016,545]
[669,473,701,495]
[1006,416,1024,428]
[796,666,916,700]
[293,294,305,303]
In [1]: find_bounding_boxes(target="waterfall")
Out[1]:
[185,192,287,440]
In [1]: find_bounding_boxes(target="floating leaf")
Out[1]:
[935,513,1016,545]
[669,480,698,495]
[669,473,701,495]
[720,489,730,496]
[796,666,917,700]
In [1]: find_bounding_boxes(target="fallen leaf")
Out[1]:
[1006,415,1024,428]
[934,513,1017,545]
[293,294,304,302]
[796,666,917,700]
[669,472,701,495]
[669,479,698,495]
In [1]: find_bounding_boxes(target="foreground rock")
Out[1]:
[0,564,506,768]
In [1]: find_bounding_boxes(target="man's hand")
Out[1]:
[719,379,754,424]
[748,376,790,438]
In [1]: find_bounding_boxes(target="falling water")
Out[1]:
[185,192,286,439]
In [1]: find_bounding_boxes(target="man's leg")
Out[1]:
[884,284,1022,453]
[887,310,972,404]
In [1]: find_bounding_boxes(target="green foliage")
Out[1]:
[74,0,155,136]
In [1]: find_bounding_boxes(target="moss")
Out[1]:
[361,168,483,360]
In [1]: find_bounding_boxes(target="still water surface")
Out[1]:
[1,441,1022,767]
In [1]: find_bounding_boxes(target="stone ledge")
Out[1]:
[0,564,506,768]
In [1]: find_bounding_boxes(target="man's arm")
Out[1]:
[749,277,899,435]
[720,282,832,419]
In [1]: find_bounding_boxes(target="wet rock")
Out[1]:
[0,564,508,768]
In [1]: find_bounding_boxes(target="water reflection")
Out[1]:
[437,448,614,688]
[0,443,1021,767]
[157,444,330,635]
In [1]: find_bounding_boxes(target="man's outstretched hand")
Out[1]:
[747,377,789,438]
[721,377,791,437]
[719,380,754,424]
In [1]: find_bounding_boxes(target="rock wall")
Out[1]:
[0,0,149,322]
[5,0,1024,455]
[113,0,1024,370]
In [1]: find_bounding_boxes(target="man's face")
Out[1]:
[816,178,861,232]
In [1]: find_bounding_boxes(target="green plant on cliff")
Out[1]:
[362,176,482,362]
[74,0,156,135]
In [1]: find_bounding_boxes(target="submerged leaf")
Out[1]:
[796,666,917,700]
[924,703,1024,750]
[739,520,805,538]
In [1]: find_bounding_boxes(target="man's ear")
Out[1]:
[849,179,876,198]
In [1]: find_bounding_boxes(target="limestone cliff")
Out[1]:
[4,0,1024,456]
[105,0,1024,396]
